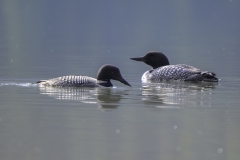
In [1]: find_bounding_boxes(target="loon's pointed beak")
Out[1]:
[115,76,131,87]
[130,56,145,62]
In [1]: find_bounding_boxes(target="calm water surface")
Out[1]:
[0,49,240,160]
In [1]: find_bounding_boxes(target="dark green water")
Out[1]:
[1,1,240,160]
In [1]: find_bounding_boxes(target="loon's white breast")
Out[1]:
[141,70,152,83]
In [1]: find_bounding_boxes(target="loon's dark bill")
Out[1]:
[130,57,145,62]
[115,76,131,87]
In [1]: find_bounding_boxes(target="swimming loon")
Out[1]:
[130,52,218,82]
[36,64,131,87]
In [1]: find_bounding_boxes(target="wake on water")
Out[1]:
[0,82,37,87]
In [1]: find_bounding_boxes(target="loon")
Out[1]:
[36,64,131,87]
[130,51,218,82]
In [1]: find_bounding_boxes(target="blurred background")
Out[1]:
[0,0,239,81]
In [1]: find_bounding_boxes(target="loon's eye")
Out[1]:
[150,55,154,59]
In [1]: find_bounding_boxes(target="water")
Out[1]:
[1,51,240,160]
[1,1,240,160]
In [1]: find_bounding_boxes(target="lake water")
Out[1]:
[1,1,240,160]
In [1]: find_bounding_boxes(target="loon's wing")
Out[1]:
[151,65,201,81]
[176,64,202,72]
[176,64,218,81]
[146,64,218,82]
[37,75,98,87]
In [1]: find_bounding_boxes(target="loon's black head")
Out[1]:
[97,64,131,87]
[130,51,170,69]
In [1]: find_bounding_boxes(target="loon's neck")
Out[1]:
[98,80,113,87]
[149,69,154,73]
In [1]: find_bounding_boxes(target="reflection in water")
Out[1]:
[38,86,97,101]
[96,89,122,110]
[38,86,128,110]
[141,82,217,109]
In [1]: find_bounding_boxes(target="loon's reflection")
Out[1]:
[38,86,128,110]
[96,89,122,110]
[141,82,217,108]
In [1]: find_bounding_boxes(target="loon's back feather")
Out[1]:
[37,75,99,87]
[143,64,218,82]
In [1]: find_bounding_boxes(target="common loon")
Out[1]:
[36,64,131,87]
[130,51,218,82]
